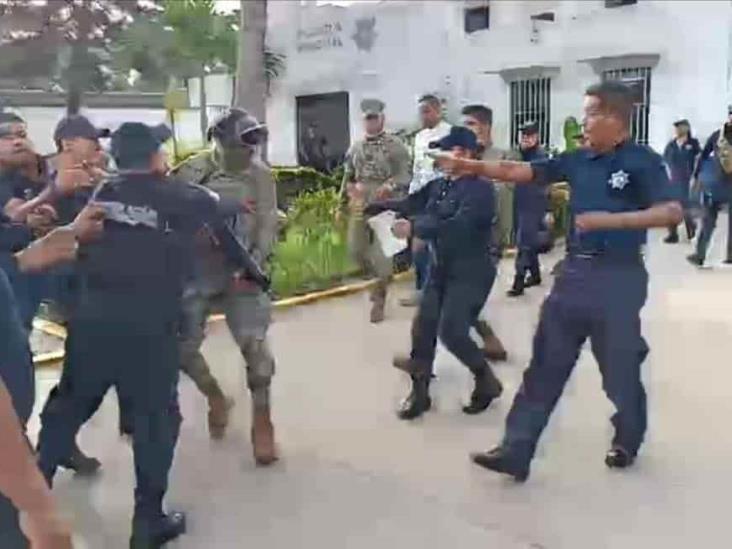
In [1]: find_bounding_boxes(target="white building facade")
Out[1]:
[265,0,732,166]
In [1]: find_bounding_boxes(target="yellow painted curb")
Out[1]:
[32,270,414,365]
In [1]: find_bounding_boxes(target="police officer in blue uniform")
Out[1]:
[508,121,548,297]
[687,107,732,266]
[35,122,258,548]
[662,118,699,243]
[432,81,682,481]
[365,126,503,420]
[0,205,102,548]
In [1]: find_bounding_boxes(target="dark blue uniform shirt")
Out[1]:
[516,146,548,212]
[663,137,700,185]
[78,172,225,322]
[367,174,495,276]
[532,142,678,254]
[0,266,35,423]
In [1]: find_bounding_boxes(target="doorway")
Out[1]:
[296,92,350,173]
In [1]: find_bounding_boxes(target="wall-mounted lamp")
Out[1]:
[530,12,555,44]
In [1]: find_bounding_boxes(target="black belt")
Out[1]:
[569,249,643,260]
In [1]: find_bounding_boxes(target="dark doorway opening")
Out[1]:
[296,92,350,173]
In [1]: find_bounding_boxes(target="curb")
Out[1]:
[32,269,416,367]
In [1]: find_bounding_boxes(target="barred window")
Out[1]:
[509,77,551,148]
[602,66,651,145]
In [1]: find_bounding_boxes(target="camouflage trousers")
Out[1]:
[179,282,275,410]
[347,212,392,280]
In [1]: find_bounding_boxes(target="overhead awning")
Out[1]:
[577,53,660,75]
[482,64,561,82]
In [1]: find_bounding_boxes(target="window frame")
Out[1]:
[509,77,552,149]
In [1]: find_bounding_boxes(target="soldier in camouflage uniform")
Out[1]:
[172,108,279,465]
[340,99,411,323]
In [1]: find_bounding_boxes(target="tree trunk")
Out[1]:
[198,71,209,144]
[235,0,267,124]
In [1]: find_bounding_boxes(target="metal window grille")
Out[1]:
[509,77,551,148]
[602,67,651,145]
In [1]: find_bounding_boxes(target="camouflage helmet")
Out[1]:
[207,107,267,148]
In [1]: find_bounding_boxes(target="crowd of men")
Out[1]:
[1,77,731,548]
[0,107,277,548]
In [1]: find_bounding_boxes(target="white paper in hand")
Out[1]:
[367,210,408,258]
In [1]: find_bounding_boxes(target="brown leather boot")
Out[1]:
[474,320,508,362]
[392,355,431,376]
[369,279,389,323]
[251,407,278,466]
[207,396,234,440]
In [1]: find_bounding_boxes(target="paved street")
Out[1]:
[29,228,732,549]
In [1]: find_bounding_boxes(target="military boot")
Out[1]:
[369,279,389,323]
[397,376,432,421]
[507,275,525,297]
[130,512,187,549]
[462,366,503,415]
[207,395,234,440]
[252,406,278,466]
[60,442,101,477]
[392,355,431,375]
[525,268,542,288]
[473,320,508,362]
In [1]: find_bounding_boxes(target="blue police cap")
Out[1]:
[54,115,109,142]
[110,122,172,161]
[429,126,479,151]
[520,120,539,135]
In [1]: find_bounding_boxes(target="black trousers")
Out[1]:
[37,314,182,520]
[410,261,496,375]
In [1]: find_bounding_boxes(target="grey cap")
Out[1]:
[207,107,267,147]
[54,115,109,142]
[361,98,385,117]
[0,111,25,138]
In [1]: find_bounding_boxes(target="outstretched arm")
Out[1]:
[430,152,535,184]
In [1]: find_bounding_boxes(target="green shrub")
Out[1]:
[271,187,357,298]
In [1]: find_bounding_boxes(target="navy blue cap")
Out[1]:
[0,111,25,138]
[110,122,172,161]
[673,118,690,127]
[520,120,539,135]
[429,126,479,151]
[54,115,109,142]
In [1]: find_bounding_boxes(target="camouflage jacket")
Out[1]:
[481,144,520,251]
[171,149,277,283]
[340,132,411,205]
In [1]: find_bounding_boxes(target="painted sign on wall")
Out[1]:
[297,22,344,52]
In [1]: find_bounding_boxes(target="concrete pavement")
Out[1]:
[28,228,732,548]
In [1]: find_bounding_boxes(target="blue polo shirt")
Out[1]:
[531,142,678,254]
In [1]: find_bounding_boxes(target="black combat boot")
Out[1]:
[130,512,187,549]
[664,227,680,243]
[470,446,530,482]
[524,268,542,288]
[507,275,525,297]
[397,376,431,421]
[686,253,704,267]
[462,366,503,415]
[605,445,635,469]
[60,443,101,477]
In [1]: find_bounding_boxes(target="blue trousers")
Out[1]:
[411,260,496,374]
[414,245,431,292]
[37,314,182,520]
[502,255,649,465]
[695,196,732,261]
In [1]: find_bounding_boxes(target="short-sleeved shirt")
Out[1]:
[531,142,678,254]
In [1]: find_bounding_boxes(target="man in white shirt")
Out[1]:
[401,94,452,307]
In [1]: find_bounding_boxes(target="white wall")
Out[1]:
[266,0,732,165]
